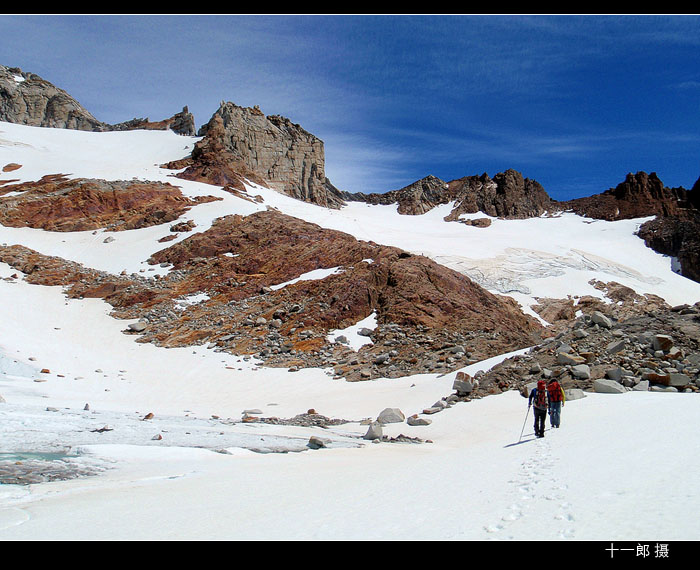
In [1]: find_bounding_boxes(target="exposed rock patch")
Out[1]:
[0,209,544,381]
[0,174,219,231]
[559,172,692,221]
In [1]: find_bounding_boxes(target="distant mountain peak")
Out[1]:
[0,63,195,135]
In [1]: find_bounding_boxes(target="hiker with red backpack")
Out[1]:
[547,378,566,429]
[528,380,549,438]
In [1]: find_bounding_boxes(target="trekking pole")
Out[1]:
[519,405,531,443]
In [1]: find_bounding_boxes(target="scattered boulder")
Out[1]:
[452,371,476,396]
[652,334,674,352]
[571,364,591,380]
[307,436,331,449]
[564,388,587,401]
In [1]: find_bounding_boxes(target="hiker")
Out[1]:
[547,378,566,428]
[528,379,548,438]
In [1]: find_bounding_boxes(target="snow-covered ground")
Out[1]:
[1,122,700,541]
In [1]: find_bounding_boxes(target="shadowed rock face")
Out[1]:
[189,102,345,208]
[0,64,195,135]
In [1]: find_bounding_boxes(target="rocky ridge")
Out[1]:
[0,65,195,135]
[460,303,700,401]
[344,169,553,220]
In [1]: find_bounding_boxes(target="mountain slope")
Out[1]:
[2,106,700,541]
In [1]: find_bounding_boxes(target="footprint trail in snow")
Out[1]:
[484,430,576,539]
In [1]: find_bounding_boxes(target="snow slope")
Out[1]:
[1,122,699,541]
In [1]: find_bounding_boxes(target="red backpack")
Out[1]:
[548,381,563,402]
[535,381,547,407]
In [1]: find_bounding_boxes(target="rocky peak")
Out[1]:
[343,175,449,215]
[194,101,345,208]
[0,64,194,135]
[560,171,693,221]
[445,169,553,220]
[345,169,554,220]
[0,64,103,131]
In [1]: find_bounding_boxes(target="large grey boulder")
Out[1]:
[453,371,476,396]
[377,408,405,424]
[593,379,627,393]
[571,364,591,379]
[564,388,587,401]
[591,311,612,329]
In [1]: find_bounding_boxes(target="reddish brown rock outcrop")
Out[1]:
[0,209,544,381]
[0,174,219,231]
[170,102,345,208]
[560,171,692,221]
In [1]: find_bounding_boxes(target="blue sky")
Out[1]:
[1,14,699,200]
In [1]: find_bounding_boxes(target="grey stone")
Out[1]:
[571,364,591,379]
[453,373,476,395]
[377,408,405,424]
[652,334,674,352]
[606,339,627,354]
[407,415,432,426]
[606,367,623,381]
[128,322,147,332]
[564,388,587,400]
[593,379,627,393]
[307,436,331,449]
[668,373,692,388]
[591,311,613,329]
[557,352,585,365]
[363,421,383,440]
[632,380,650,391]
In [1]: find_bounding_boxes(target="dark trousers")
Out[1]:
[533,407,547,437]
